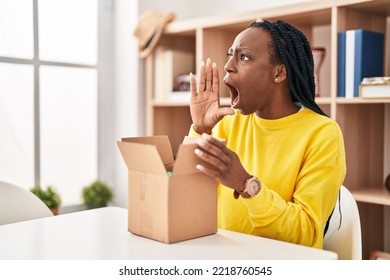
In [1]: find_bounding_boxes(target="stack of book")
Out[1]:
[337,29,384,98]
[359,77,390,98]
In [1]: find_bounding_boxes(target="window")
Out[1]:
[0,63,35,188]
[0,0,98,206]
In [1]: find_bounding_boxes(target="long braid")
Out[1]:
[249,20,327,116]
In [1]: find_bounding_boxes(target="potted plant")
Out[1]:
[82,180,113,209]
[30,185,62,215]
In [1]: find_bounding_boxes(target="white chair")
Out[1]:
[323,185,362,260]
[0,180,53,226]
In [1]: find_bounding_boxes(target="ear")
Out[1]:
[273,64,287,83]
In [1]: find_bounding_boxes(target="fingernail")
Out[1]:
[197,139,206,147]
[194,148,202,155]
[202,133,211,140]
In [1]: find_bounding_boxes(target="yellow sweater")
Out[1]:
[189,108,346,248]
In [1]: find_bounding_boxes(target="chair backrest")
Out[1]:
[323,185,362,260]
[0,180,53,225]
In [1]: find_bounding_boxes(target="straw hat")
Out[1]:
[134,10,175,58]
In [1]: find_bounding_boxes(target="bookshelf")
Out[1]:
[143,0,390,259]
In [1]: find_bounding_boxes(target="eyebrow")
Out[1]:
[227,47,254,53]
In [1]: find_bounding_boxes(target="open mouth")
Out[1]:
[224,80,239,108]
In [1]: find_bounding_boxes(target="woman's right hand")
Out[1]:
[190,58,235,134]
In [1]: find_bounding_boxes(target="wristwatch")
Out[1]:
[233,176,261,199]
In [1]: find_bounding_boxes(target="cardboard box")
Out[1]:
[117,135,217,244]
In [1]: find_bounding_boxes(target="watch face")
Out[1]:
[248,178,261,196]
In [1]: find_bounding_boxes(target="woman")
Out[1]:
[189,20,346,248]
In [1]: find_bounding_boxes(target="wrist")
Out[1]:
[193,124,212,135]
[233,175,262,199]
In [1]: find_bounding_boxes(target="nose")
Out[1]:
[224,56,235,73]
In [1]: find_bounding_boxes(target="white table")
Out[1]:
[0,207,337,260]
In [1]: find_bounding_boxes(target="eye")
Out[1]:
[226,52,233,59]
[240,54,250,61]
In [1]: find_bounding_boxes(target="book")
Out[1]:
[359,77,390,98]
[154,47,168,101]
[337,32,346,97]
[154,47,195,101]
[337,29,384,98]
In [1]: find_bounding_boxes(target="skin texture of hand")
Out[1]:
[189,58,235,134]
[194,133,251,192]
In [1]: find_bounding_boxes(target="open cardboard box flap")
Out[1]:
[117,135,201,176]
[117,136,172,175]
[172,143,200,176]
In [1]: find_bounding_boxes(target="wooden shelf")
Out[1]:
[153,99,191,107]
[341,0,390,17]
[315,97,332,105]
[352,187,390,206]
[337,97,390,104]
[220,97,231,107]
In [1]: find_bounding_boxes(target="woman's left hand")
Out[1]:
[194,133,250,192]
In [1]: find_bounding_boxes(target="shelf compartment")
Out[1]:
[339,0,390,17]
[337,103,385,189]
[153,106,192,155]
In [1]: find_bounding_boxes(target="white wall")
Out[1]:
[111,0,142,208]
[99,0,140,208]
[138,0,315,20]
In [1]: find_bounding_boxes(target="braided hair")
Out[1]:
[249,20,327,116]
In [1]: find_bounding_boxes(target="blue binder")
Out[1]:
[337,32,346,97]
[337,29,384,98]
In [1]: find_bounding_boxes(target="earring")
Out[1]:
[274,78,278,82]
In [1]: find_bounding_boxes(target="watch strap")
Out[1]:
[233,190,240,199]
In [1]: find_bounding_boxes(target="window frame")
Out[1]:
[0,0,103,206]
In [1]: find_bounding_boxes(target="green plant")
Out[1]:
[30,186,61,209]
[82,180,113,208]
